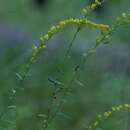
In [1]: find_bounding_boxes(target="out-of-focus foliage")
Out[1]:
[0,0,130,130]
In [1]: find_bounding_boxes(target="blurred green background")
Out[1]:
[0,0,130,130]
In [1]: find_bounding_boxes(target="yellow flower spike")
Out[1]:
[25,17,109,80]
[88,104,130,130]
[41,19,109,45]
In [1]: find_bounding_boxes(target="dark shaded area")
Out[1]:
[33,0,48,8]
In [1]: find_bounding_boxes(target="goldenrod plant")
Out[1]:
[2,0,130,130]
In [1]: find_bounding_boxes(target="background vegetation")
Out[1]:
[0,0,130,130]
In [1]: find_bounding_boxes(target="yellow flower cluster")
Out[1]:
[27,18,109,68]
[87,104,130,130]
[39,18,109,46]
[82,0,102,16]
